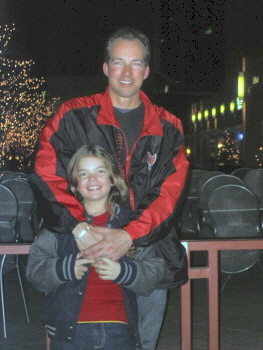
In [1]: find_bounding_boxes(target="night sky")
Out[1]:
[2,0,262,92]
[2,0,155,75]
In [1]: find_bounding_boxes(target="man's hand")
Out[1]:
[72,222,104,251]
[92,256,121,280]
[82,227,133,261]
[74,252,95,280]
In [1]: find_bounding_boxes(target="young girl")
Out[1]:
[26,145,166,350]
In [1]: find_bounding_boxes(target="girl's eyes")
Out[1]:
[78,169,106,178]
[79,172,88,178]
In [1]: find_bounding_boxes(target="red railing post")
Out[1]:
[207,246,219,350]
[180,239,263,350]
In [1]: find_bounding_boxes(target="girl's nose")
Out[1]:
[89,174,97,181]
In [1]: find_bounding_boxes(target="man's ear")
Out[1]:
[103,62,109,77]
[143,66,150,80]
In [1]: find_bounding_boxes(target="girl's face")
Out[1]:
[77,156,113,209]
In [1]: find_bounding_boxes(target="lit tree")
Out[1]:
[255,147,263,167]
[0,23,59,172]
[217,130,241,169]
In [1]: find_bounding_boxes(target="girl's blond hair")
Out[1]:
[67,145,128,213]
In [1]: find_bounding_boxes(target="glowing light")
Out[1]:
[212,107,217,118]
[217,131,241,167]
[191,114,196,123]
[236,97,243,111]
[204,110,209,119]
[255,147,263,167]
[0,23,60,171]
[253,76,259,85]
[238,72,245,99]
[237,133,244,141]
[197,112,202,121]
[186,148,191,156]
[230,101,235,113]
[220,104,225,114]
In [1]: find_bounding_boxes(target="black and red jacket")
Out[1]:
[29,88,189,248]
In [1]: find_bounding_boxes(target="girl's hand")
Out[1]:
[74,252,95,280]
[92,256,121,280]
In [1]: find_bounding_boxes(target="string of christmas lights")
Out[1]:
[255,147,263,167]
[0,23,59,171]
[217,130,241,167]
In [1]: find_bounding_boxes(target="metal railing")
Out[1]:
[2,240,263,350]
[0,244,30,255]
[180,239,263,350]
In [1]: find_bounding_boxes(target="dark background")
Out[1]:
[2,0,227,91]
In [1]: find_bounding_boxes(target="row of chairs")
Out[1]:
[188,168,263,200]
[0,170,28,182]
[179,168,263,291]
[0,177,40,337]
[183,168,263,234]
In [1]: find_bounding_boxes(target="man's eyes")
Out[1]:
[113,61,142,66]
[113,61,123,65]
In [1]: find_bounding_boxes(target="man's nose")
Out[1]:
[123,64,132,75]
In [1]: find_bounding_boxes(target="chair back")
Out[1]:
[14,172,28,180]
[197,171,224,196]
[231,167,253,179]
[243,168,263,204]
[0,171,16,182]
[199,174,245,210]
[1,179,38,242]
[0,184,18,242]
[208,184,261,273]
[188,169,208,198]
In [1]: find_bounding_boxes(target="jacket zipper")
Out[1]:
[114,125,136,210]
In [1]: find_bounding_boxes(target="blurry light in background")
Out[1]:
[237,133,244,141]
[212,107,217,118]
[220,104,225,114]
[230,101,235,113]
[238,72,245,100]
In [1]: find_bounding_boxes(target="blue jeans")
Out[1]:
[50,323,136,350]
[136,289,167,350]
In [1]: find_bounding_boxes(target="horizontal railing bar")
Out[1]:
[0,244,31,255]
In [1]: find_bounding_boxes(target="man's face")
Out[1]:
[103,38,150,107]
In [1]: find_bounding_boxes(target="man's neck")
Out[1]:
[109,91,141,109]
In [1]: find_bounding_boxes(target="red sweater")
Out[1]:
[78,212,128,324]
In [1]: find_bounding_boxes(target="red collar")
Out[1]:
[97,87,164,137]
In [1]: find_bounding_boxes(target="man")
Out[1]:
[29,27,189,349]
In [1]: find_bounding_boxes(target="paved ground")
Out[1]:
[1,256,263,349]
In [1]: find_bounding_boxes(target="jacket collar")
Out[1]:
[97,87,164,137]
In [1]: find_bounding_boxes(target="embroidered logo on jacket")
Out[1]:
[126,245,136,259]
[147,152,157,170]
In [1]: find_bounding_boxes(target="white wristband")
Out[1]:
[75,226,89,241]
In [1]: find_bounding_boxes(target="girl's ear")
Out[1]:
[112,176,117,186]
